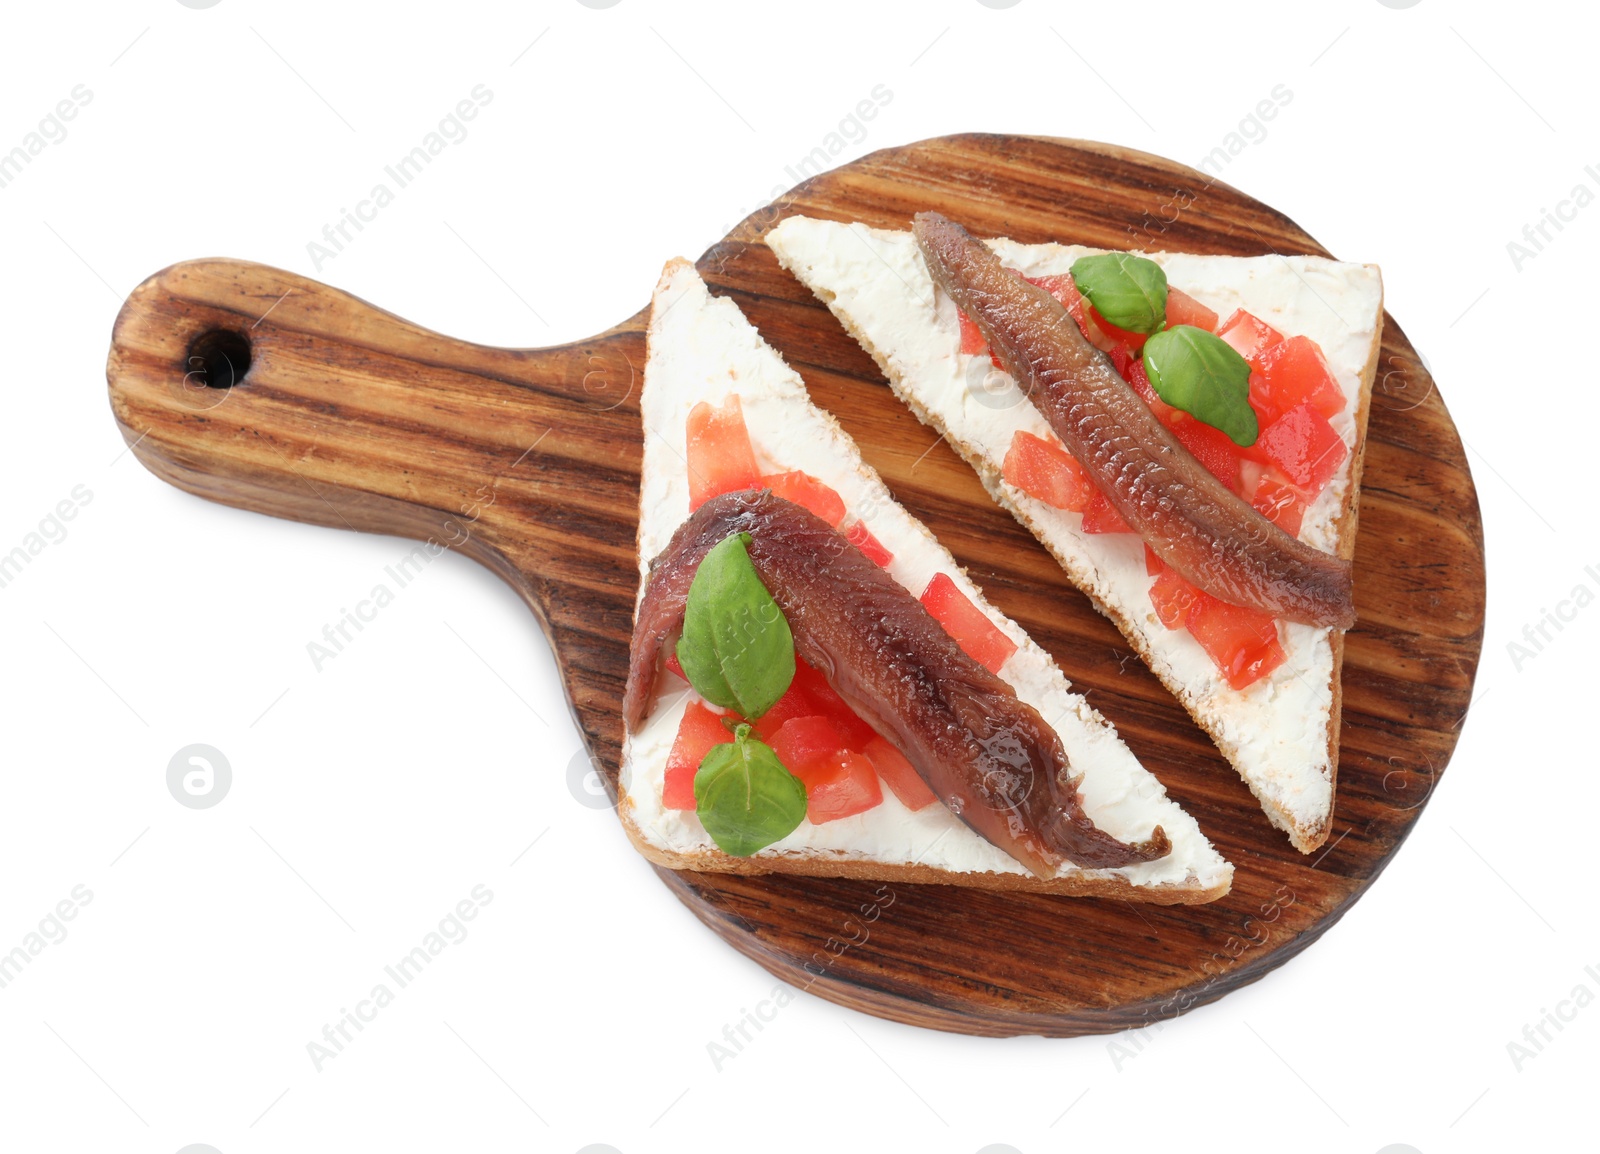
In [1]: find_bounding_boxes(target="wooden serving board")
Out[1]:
[105,135,1484,1037]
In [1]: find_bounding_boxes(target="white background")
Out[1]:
[0,1,1593,1151]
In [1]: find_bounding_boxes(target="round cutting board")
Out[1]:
[105,134,1485,1037]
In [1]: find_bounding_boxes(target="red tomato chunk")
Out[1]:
[843,519,895,567]
[762,470,846,527]
[1187,596,1286,691]
[1080,490,1134,535]
[1105,341,1137,378]
[1256,403,1347,493]
[801,750,883,824]
[862,736,937,811]
[1170,416,1242,489]
[664,701,733,810]
[768,717,884,824]
[1251,475,1308,538]
[1148,571,1285,690]
[685,395,761,510]
[767,715,849,779]
[1253,336,1346,424]
[919,572,1018,675]
[1002,430,1094,513]
[1165,287,1219,333]
[789,658,879,751]
[1124,357,1181,425]
[1148,568,1201,630]
[749,675,822,744]
[1217,309,1285,368]
[957,308,988,356]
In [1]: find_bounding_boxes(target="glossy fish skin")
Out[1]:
[625,489,1170,875]
[912,212,1356,631]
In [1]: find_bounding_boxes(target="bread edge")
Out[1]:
[616,793,1230,905]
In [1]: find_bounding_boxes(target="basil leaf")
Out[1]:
[1068,253,1168,335]
[695,726,808,857]
[676,532,795,720]
[1141,325,1260,447]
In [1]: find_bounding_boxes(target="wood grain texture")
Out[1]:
[104,134,1484,1037]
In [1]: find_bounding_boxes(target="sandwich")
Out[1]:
[619,257,1233,902]
[766,214,1384,853]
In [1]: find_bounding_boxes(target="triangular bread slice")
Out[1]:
[766,217,1383,853]
[620,258,1232,902]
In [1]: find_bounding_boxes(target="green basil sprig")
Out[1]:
[1141,326,1259,447]
[694,723,808,856]
[676,532,795,720]
[1069,252,1168,335]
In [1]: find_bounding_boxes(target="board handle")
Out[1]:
[105,258,646,622]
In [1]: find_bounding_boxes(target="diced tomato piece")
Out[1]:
[1144,544,1165,577]
[750,677,819,743]
[1120,360,1158,404]
[1125,356,1159,405]
[957,309,1003,368]
[1124,357,1181,425]
[843,519,894,567]
[766,714,848,780]
[686,395,761,510]
[920,572,1018,675]
[1171,416,1243,489]
[862,736,937,811]
[1251,474,1308,538]
[1080,490,1133,535]
[801,750,884,824]
[790,658,878,750]
[1253,335,1346,423]
[957,308,988,356]
[1148,568,1203,630]
[1255,403,1347,493]
[1002,430,1095,513]
[1246,372,1275,428]
[664,701,734,810]
[762,470,846,527]
[1217,309,1285,369]
[1087,305,1149,353]
[664,649,686,682]
[1105,341,1137,378]
[1185,596,1286,691]
[1165,287,1219,333]
[1147,572,1286,690]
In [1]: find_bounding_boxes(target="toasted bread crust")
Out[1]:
[782,252,1383,854]
[615,795,1229,905]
